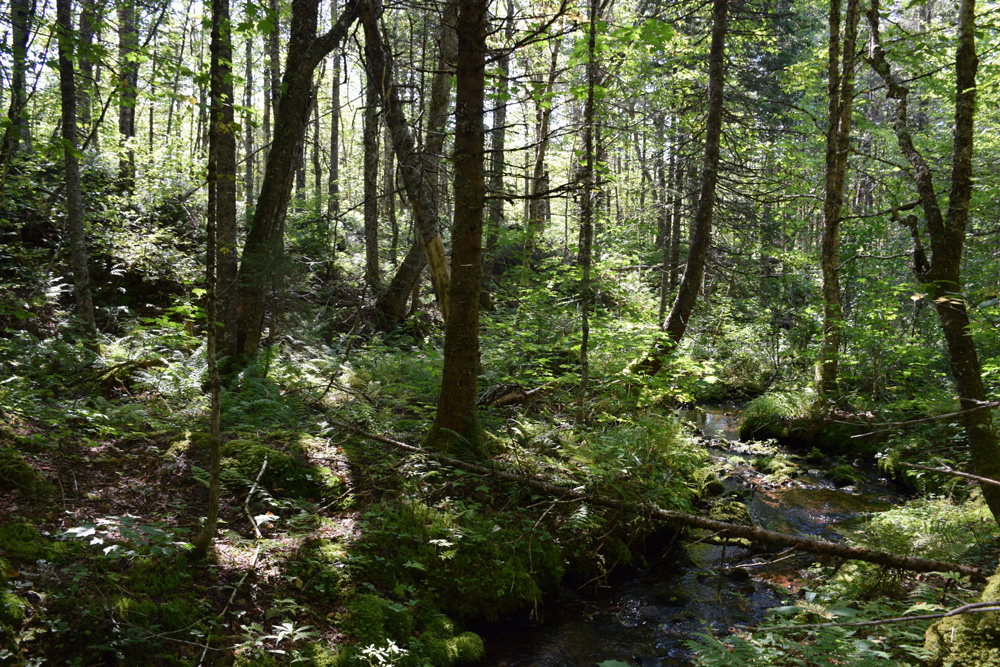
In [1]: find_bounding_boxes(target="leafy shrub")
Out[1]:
[740,391,813,442]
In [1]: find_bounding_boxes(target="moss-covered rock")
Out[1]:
[0,446,56,497]
[221,437,342,501]
[925,565,1000,666]
[710,500,755,527]
[0,522,68,561]
[420,629,486,666]
[163,430,213,459]
[343,594,414,647]
[291,538,348,601]
[825,464,858,487]
[0,590,28,626]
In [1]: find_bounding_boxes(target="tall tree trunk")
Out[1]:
[2,0,35,164]
[482,0,514,292]
[365,0,454,324]
[214,0,238,365]
[363,58,382,291]
[867,0,1000,524]
[643,0,729,376]
[118,0,138,191]
[56,0,97,334]
[384,126,398,264]
[520,37,561,279]
[816,0,859,402]
[244,26,255,207]
[327,29,341,225]
[576,0,599,425]
[192,0,229,558]
[236,0,360,358]
[78,0,102,147]
[427,0,487,456]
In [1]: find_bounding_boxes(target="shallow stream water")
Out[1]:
[477,405,901,667]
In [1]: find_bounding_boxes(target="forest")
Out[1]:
[1,0,999,663]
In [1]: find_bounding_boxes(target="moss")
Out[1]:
[420,631,486,666]
[300,643,344,667]
[826,464,858,487]
[0,557,12,585]
[709,501,755,527]
[291,538,348,601]
[0,522,65,561]
[0,446,56,497]
[343,594,414,647]
[221,437,341,501]
[925,565,1000,666]
[0,590,28,626]
[163,430,212,458]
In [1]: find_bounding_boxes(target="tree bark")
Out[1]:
[482,0,514,292]
[118,0,138,191]
[214,0,239,366]
[56,0,97,334]
[236,0,361,358]
[363,42,382,291]
[193,0,228,558]
[576,0,599,425]
[364,0,454,324]
[866,0,1000,525]
[427,0,487,456]
[2,0,35,164]
[816,0,859,402]
[643,0,729,376]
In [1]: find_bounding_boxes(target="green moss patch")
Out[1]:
[221,437,343,502]
[0,446,56,497]
[925,565,1000,666]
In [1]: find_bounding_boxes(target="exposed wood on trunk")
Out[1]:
[327,417,987,582]
[364,0,454,324]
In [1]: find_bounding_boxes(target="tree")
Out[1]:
[815,0,859,402]
[56,0,97,334]
[1,0,35,165]
[370,0,458,325]
[192,0,232,557]
[362,24,382,292]
[236,0,360,358]
[866,0,1000,524]
[641,0,730,376]
[117,0,138,191]
[427,0,487,455]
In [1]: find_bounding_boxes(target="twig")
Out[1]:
[844,400,1000,438]
[198,543,262,667]
[245,455,269,540]
[898,461,1000,488]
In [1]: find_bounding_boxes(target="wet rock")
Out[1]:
[725,567,752,582]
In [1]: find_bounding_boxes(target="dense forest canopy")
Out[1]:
[1,0,1000,663]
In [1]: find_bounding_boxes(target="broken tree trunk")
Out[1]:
[327,417,986,581]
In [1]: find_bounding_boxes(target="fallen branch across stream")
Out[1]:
[325,417,987,582]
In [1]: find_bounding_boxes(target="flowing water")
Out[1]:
[478,405,901,667]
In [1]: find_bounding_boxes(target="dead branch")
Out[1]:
[897,461,1000,488]
[325,416,987,581]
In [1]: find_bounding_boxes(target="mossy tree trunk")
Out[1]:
[866,0,1000,525]
[815,0,859,403]
[427,0,487,456]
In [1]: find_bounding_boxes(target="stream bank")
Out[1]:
[477,405,902,666]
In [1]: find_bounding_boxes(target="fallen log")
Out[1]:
[326,417,987,581]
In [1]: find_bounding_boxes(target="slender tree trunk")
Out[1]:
[658,117,673,327]
[214,0,239,365]
[1,0,34,164]
[428,0,487,456]
[576,0,599,425]
[643,0,729,376]
[244,27,255,207]
[192,0,229,558]
[521,37,561,279]
[78,0,102,147]
[327,33,341,225]
[867,0,1000,524]
[56,0,97,334]
[384,126,398,264]
[482,0,514,292]
[816,0,859,402]
[365,0,454,324]
[118,0,138,191]
[236,0,360,358]
[363,52,382,291]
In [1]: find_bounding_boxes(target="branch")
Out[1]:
[898,461,1000,489]
[325,416,987,581]
[740,600,1000,632]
